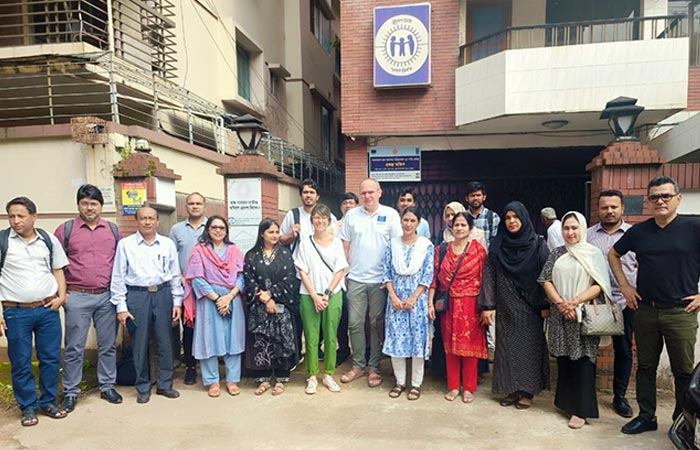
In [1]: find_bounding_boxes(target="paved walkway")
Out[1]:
[0,360,677,450]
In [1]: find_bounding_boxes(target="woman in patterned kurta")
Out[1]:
[244,218,300,396]
[478,202,550,409]
[430,212,488,403]
[383,207,434,400]
[538,211,612,429]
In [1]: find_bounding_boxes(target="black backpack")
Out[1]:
[0,228,54,276]
[61,219,119,252]
[289,207,301,253]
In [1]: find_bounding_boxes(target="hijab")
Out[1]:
[490,201,542,296]
[442,201,466,243]
[561,211,612,302]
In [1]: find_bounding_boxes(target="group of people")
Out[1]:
[0,176,698,438]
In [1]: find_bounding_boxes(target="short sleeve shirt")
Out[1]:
[614,215,700,307]
[338,204,402,283]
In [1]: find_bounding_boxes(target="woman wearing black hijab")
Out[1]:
[478,201,550,409]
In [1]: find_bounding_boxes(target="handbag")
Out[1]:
[580,294,624,336]
[434,242,468,313]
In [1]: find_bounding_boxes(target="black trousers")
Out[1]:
[555,356,599,418]
[612,306,634,399]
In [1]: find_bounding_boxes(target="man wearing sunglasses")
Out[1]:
[609,176,700,435]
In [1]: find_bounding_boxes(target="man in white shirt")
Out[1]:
[280,178,337,252]
[0,197,68,426]
[338,178,402,387]
[541,207,564,251]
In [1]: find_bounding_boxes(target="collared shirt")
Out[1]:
[338,203,402,283]
[0,229,68,302]
[280,207,338,243]
[547,220,565,251]
[55,217,120,290]
[110,231,184,313]
[469,207,500,248]
[169,218,207,274]
[417,218,431,240]
[587,222,637,308]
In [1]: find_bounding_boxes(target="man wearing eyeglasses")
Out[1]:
[609,176,700,435]
[55,185,122,413]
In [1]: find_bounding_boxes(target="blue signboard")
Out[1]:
[369,146,421,182]
[374,3,431,88]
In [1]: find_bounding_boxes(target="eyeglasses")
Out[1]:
[78,201,101,208]
[209,226,227,231]
[647,193,677,203]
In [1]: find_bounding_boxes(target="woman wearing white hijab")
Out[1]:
[437,202,488,249]
[538,211,612,429]
[382,207,434,400]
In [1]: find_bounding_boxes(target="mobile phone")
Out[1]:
[126,317,138,335]
[275,304,285,314]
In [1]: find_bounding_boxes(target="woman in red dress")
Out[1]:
[429,212,488,403]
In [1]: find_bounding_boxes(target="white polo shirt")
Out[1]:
[338,203,402,284]
[280,207,337,243]
[0,229,68,302]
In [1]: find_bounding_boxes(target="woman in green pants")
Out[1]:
[294,204,349,394]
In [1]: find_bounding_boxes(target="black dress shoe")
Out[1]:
[621,415,658,434]
[613,396,633,418]
[100,389,123,404]
[184,367,196,385]
[136,392,151,404]
[61,396,77,413]
[156,388,180,399]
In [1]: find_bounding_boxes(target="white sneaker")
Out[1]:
[305,376,318,395]
[322,374,341,393]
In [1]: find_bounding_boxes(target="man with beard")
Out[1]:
[396,188,430,239]
[587,190,637,418]
[464,181,500,248]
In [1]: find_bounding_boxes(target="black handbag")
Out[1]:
[434,242,468,313]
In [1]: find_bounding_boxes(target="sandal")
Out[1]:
[388,384,406,398]
[39,404,67,419]
[226,382,240,396]
[340,368,366,384]
[254,381,272,396]
[208,383,221,398]
[462,391,475,403]
[444,389,460,402]
[515,397,532,410]
[271,382,286,396]
[407,387,421,401]
[367,370,383,388]
[21,409,38,427]
[499,393,520,407]
[568,415,586,429]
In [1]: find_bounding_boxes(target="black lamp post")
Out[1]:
[229,114,268,155]
[599,96,645,142]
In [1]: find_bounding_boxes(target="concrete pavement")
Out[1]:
[0,360,678,450]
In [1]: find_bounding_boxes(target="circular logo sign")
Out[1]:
[375,14,429,77]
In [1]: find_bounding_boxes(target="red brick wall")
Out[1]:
[688,67,700,111]
[345,137,369,195]
[341,0,459,135]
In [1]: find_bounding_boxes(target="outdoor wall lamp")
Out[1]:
[229,114,269,155]
[600,96,644,141]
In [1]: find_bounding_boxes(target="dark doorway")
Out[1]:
[381,147,603,240]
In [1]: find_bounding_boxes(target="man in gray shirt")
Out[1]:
[169,192,207,385]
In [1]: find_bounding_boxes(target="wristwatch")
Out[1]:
[323,289,332,296]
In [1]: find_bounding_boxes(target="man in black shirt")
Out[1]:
[610,176,700,435]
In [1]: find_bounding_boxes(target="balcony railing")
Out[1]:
[0,0,177,78]
[459,14,688,65]
[0,53,342,191]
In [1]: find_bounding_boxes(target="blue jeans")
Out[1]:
[4,306,62,411]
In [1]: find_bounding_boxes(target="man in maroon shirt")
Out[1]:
[55,185,123,413]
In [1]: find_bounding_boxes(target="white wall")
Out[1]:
[456,38,689,126]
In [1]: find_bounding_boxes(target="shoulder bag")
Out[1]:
[580,294,624,336]
[434,242,468,313]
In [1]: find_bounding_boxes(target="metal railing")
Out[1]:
[0,0,177,78]
[0,52,343,191]
[460,14,689,65]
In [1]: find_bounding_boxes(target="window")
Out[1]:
[237,45,251,101]
[337,121,345,161]
[310,0,332,53]
[321,104,331,160]
[334,37,341,75]
[270,72,279,97]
